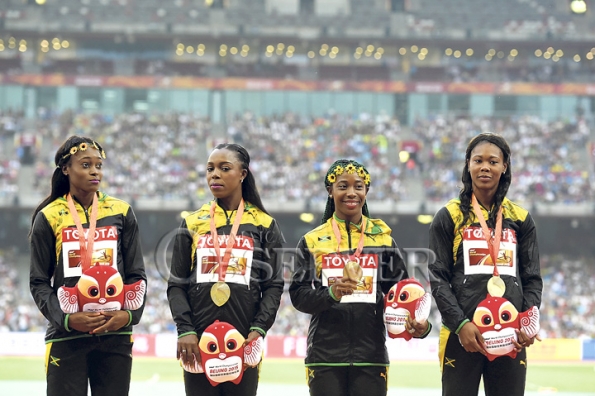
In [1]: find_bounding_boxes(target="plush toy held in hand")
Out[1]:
[58,264,145,313]
[383,278,431,340]
[472,294,540,361]
[194,320,263,386]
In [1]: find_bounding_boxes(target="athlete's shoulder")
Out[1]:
[302,220,332,244]
[97,191,134,215]
[502,197,530,222]
[40,196,67,218]
[365,216,392,236]
[184,202,212,227]
[243,201,275,228]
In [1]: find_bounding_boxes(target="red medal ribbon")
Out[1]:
[66,193,99,272]
[331,216,367,261]
[209,199,245,282]
[471,194,503,276]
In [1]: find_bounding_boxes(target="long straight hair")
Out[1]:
[29,136,105,236]
[213,143,269,215]
[459,132,512,227]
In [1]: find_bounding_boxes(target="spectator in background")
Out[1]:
[29,136,147,396]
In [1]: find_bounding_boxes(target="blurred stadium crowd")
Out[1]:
[1,108,592,207]
[1,248,593,339]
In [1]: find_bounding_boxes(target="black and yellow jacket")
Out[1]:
[428,197,542,334]
[29,191,147,343]
[167,200,284,339]
[289,214,411,366]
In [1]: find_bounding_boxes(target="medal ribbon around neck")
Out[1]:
[209,199,245,282]
[471,194,503,277]
[66,193,99,272]
[331,216,367,260]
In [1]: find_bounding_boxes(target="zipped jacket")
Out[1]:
[429,197,542,334]
[167,201,284,339]
[290,214,410,366]
[29,191,146,342]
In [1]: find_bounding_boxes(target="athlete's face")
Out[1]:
[206,148,247,201]
[63,146,103,196]
[329,172,368,224]
[467,141,507,195]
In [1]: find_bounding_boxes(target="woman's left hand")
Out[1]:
[242,331,263,371]
[514,329,541,351]
[243,330,262,347]
[90,310,130,334]
[405,317,428,338]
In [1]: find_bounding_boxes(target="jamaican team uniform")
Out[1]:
[167,200,284,396]
[30,191,146,396]
[429,197,542,396]
[290,214,430,396]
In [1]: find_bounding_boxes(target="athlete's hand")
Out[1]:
[67,312,107,333]
[405,317,429,338]
[90,310,129,334]
[178,334,200,365]
[458,322,487,355]
[242,331,262,371]
[243,331,262,347]
[513,329,542,351]
[330,278,357,300]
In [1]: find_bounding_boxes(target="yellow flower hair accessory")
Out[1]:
[62,141,106,161]
[325,160,371,187]
[345,164,356,174]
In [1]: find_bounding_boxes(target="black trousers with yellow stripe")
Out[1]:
[45,334,133,396]
[306,365,389,396]
[439,328,527,396]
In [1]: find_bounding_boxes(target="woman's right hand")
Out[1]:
[68,312,107,333]
[458,322,487,355]
[178,334,200,364]
[331,278,358,300]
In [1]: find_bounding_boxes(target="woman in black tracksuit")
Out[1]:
[290,159,431,396]
[429,132,543,396]
[29,136,146,396]
[167,143,284,396]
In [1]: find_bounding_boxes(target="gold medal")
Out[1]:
[471,195,505,297]
[487,276,506,297]
[210,281,231,306]
[343,260,363,282]
[209,200,245,307]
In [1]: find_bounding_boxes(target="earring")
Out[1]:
[329,195,332,198]
[241,179,244,183]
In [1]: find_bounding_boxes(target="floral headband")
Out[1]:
[61,141,106,162]
[326,161,371,185]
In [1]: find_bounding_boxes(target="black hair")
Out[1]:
[321,159,371,224]
[29,136,106,236]
[213,143,269,215]
[459,132,512,227]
